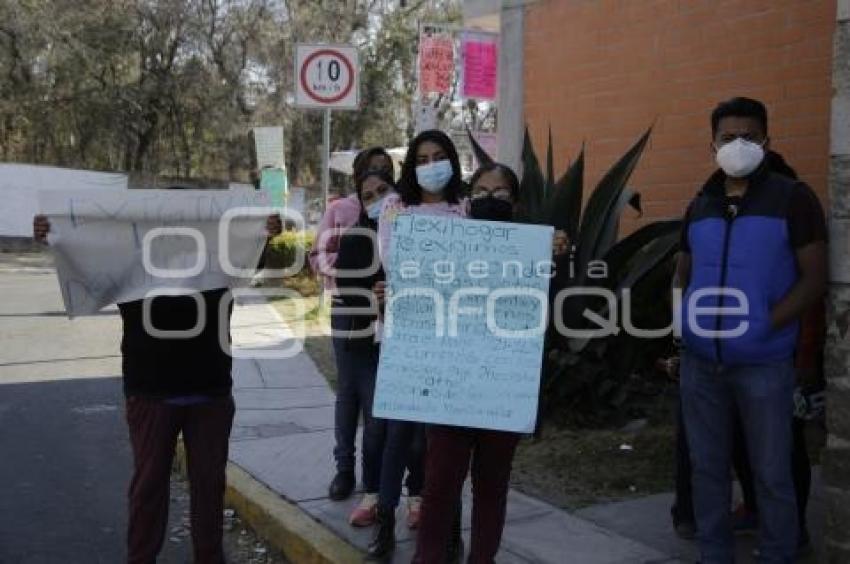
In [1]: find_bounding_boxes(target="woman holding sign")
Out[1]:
[411,163,524,564]
[331,168,394,527]
[367,130,467,561]
[318,147,397,503]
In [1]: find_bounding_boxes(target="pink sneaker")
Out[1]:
[349,493,378,527]
[406,496,422,529]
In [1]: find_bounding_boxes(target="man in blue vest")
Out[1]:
[676,97,827,563]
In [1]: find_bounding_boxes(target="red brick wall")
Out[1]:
[524,0,835,232]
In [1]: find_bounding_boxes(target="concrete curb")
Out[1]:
[175,441,364,564]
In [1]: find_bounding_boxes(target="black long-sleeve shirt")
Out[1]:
[119,288,233,398]
[333,217,384,348]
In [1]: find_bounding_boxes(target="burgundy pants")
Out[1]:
[125,395,235,564]
[413,425,521,564]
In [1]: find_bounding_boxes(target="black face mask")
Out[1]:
[470,196,513,222]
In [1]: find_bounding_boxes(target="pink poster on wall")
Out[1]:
[418,33,455,95]
[462,33,498,100]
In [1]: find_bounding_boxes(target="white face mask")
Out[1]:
[415,160,453,193]
[715,138,765,178]
[366,197,385,220]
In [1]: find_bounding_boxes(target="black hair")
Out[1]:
[711,97,768,137]
[468,162,520,201]
[397,129,463,206]
[354,170,396,204]
[352,147,394,183]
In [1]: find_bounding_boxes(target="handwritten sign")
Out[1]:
[462,32,498,100]
[418,33,455,95]
[373,215,553,432]
[39,189,269,317]
[253,126,285,169]
[0,164,127,237]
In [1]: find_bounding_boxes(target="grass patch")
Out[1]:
[304,336,337,391]
[267,277,338,391]
[511,423,676,510]
[512,414,826,510]
[280,270,322,297]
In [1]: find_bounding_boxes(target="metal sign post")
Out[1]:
[294,43,359,306]
[322,108,331,213]
[294,43,360,213]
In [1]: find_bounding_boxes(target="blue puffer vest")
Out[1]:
[680,165,800,365]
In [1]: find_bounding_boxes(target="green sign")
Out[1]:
[260,168,288,207]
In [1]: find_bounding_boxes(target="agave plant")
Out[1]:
[468,127,683,424]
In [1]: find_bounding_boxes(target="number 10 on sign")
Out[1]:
[294,43,360,221]
[295,44,359,110]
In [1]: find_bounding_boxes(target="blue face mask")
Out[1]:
[415,160,453,193]
[366,197,385,220]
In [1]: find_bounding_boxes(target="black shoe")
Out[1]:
[674,521,697,540]
[366,506,396,561]
[328,470,355,501]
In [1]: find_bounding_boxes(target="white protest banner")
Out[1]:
[373,215,553,433]
[39,189,270,317]
[253,126,285,169]
[0,164,127,237]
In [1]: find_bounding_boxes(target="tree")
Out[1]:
[0,0,462,184]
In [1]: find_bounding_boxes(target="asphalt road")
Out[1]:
[0,254,284,563]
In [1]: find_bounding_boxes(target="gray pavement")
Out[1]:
[226,298,676,563]
[0,256,284,563]
[575,483,824,564]
[0,376,130,562]
[0,259,121,384]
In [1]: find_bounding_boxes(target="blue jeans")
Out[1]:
[377,421,425,510]
[680,351,798,564]
[331,312,384,493]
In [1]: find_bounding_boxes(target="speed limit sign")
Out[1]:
[295,44,359,110]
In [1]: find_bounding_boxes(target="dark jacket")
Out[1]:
[333,216,385,349]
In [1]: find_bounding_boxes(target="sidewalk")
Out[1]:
[226,296,682,563]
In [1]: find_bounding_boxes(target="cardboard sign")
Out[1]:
[373,215,553,432]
